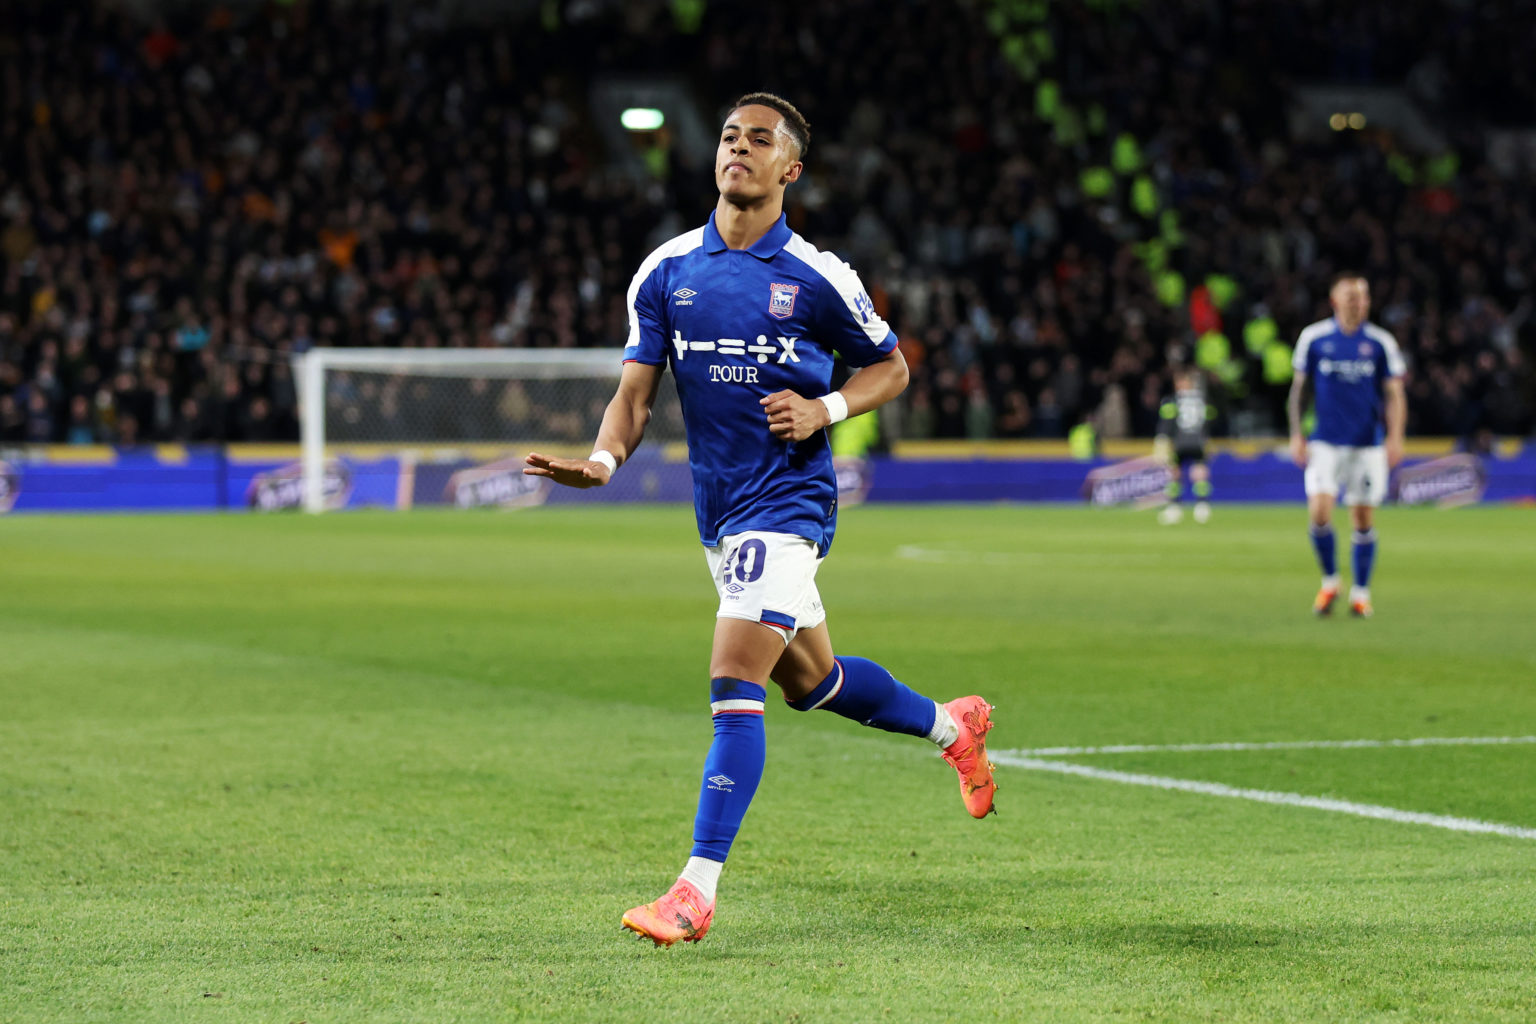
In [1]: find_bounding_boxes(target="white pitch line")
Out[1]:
[993,754,1536,841]
[1001,735,1536,757]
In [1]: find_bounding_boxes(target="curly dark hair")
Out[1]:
[729,92,811,160]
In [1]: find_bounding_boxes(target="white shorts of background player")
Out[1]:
[1304,441,1389,507]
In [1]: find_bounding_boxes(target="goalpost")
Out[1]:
[294,348,685,513]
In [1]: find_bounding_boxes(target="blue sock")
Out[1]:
[785,656,939,739]
[1353,529,1377,588]
[1309,524,1337,577]
[689,678,766,863]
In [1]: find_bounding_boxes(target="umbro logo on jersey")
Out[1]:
[673,287,697,306]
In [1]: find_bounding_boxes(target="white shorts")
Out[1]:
[1305,442,1389,507]
[704,530,826,644]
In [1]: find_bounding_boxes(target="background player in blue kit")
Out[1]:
[524,93,998,947]
[1287,273,1407,618]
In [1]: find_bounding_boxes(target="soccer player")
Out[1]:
[1287,273,1406,618]
[1154,367,1214,524]
[524,93,997,947]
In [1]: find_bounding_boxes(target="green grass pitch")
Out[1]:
[2,504,1534,1023]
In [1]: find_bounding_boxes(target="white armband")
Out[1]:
[588,449,618,474]
[817,392,849,425]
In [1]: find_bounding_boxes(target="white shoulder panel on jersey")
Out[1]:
[1364,322,1407,377]
[625,227,706,347]
[1292,318,1335,373]
[781,233,891,345]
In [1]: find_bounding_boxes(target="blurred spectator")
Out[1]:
[65,395,96,445]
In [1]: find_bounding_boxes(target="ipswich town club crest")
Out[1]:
[768,282,799,320]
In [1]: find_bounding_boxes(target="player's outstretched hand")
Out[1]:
[761,390,828,443]
[523,451,612,488]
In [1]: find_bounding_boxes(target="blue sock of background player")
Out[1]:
[1310,523,1337,583]
[1352,528,1376,593]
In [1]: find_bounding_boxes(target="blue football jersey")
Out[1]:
[1293,318,1406,446]
[623,212,898,553]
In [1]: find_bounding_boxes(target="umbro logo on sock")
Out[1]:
[707,774,735,791]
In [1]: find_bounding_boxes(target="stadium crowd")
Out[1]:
[0,0,1530,448]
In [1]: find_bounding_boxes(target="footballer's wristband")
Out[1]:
[588,449,618,474]
[818,392,849,425]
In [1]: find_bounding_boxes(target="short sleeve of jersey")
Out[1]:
[809,259,897,369]
[1372,326,1407,377]
[622,264,667,366]
[1292,326,1317,375]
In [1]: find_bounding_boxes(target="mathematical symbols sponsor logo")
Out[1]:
[768,282,799,320]
[1317,357,1375,382]
[247,459,353,511]
[671,331,800,364]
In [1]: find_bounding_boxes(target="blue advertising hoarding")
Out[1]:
[0,442,1532,513]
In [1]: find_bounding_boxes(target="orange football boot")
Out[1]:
[622,879,715,947]
[1313,584,1339,617]
[941,696,997,818]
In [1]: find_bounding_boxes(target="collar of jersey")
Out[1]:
[1330,316,1366,338]
[703,211,791,258]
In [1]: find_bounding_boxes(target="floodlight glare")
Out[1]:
[621,108,666,131]
[1329,113,1347,131]
[1347,112,1366,130]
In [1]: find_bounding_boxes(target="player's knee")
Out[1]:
[782,662,841,712]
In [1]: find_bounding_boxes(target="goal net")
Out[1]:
[293,348,687,512]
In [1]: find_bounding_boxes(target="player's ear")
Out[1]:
[781,160,803,186]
